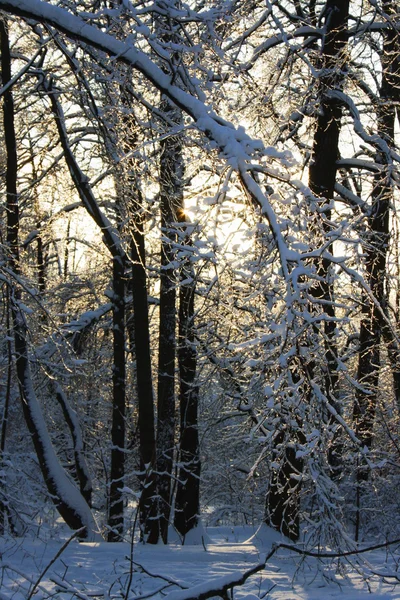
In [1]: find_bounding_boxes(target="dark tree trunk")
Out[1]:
[308,0,349,477]
[0,22,18,269]
[308,0,349,408]
[265,430,303,541]
[28,136,47,293]
[264,364,304,542]
[0,294,13,535]
[174,225,200,540]
[264,0,350,541]
[351,0,399,541]
[108,253,126,541]
[156,117,183,543]
[1,20,98,539]
[353,0,398,446]
[63,217,71,281]
[353,0,398,451]
[130,194,159,544]
[0,17,18,536]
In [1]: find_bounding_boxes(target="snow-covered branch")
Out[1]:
[0,0,294,269]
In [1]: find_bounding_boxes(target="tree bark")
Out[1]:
[174,223,201,540]
[308,0,349,408]
[264,0,350,540]
[308,0,349,478]
[156,118,183,543]
[0,292,13,534]
[129,188,159,544]
[1,18,98,539]
[264,362,304,542]
[43,78,127,540]
[351,0,399,541]
[353,0,398,453]
[265,430,303,541]
[108,252,127,541]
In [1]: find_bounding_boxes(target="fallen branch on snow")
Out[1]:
[161,538,400,600]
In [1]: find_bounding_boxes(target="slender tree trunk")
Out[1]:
[351,0,399,541]
[0,293,13,534]
[174,222,200,540]
[1,20,98,539]
[353,0,398,451]
[156,117,183,542]
[108,252,126,541]
[264,363,304,542]
[308,0,349,407]
[130,192,159,543]
[63,217,71,281]
[308,0,349,477]
[0,16,18,537]
[264,0,350,541]
[28,135,47,293]
[265,430,303,541]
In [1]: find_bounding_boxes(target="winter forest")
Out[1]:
[2,0,400,597]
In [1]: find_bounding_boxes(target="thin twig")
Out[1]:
[51,574,105,599]
[277,538,400,559]
[129,560,189,589]
[27,527,85,600]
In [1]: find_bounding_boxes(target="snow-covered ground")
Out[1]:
[1,526,400,599]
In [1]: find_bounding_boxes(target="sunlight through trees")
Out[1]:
[0,0,400,563]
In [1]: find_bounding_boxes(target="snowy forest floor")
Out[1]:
[1,526,400,599]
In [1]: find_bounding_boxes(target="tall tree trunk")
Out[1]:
[264,0,350,541]
[264,364,304,542]
[129,187,159,544]
[0,293,13,534]
[28,135,47,293]
[353,0,398,451]
[308,0,349,477]
[153,0,188,544]
[1,19,98,539]
[308,0,349,409]
[44,79,127,540]
[174,221,201,541]
[265,430,303,541]
[352,5,398,541]
[156,118,183,543]
[108,252,126,541]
